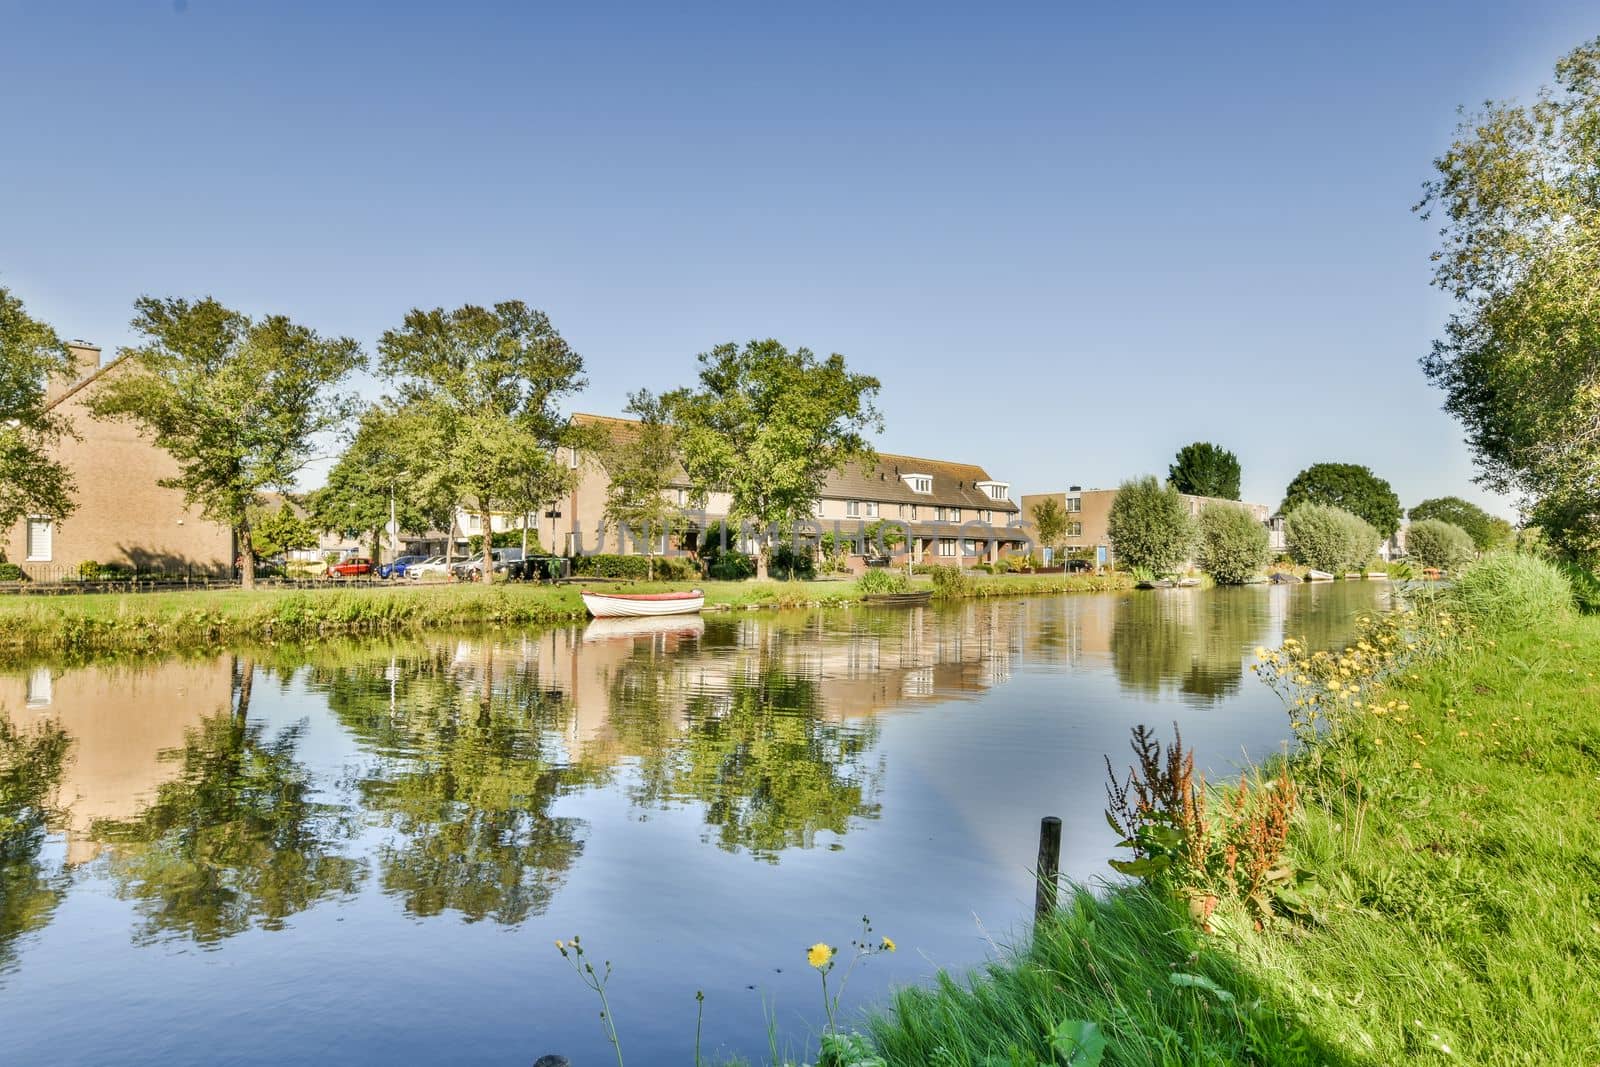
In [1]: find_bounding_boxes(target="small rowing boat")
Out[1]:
[581,588,705,618]
[861,590,933,607]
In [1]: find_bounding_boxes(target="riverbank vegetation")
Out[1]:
[837,553,1600,1066]
[0,570,1134,662]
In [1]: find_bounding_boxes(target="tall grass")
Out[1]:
[1445,550,1575,629]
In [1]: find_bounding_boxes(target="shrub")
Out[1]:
[1194,503,1271,585]
[708,553,755,581]
[1448,552,1575,630]
[78,560,102,579]
[1284,503,1378,573]
[1404,519,1476,570]
[1558,561,1600,614]
[927,564,971,598]
[768,542,816,581]
[857,568,909,595]
[571,554,697,581]
[1107,477,1194,575]
[0,563,25,581]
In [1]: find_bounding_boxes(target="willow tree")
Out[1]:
[665,339,881,580]
[377,302,583,583]
[87,297,364,587]
[1419,38,1600,562]
[0,287,75,531]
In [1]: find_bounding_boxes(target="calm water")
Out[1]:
[0,584,1384,1066]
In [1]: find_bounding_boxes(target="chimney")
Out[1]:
[45,340,102,405]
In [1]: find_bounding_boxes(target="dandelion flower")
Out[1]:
[880,937,896,952]
[807,943,834,969]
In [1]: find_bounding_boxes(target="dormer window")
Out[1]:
[976,480,1010,501]
[904,473,932,494]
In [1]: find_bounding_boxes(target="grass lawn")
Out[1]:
[859,611,1600,1066]
[0,570,1130,662]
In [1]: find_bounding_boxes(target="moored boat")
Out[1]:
[861,590,933,606]
[1306,569,1335,582]
[581,588,705,618]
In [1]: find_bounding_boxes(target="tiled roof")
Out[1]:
[570,414,1017,512]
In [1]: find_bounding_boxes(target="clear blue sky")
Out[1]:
[4,1,1595,515]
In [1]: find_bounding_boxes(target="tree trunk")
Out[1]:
[238,520,257,590]
[647,551,655,582]
[481,508,495,584]
[756,540,769,581]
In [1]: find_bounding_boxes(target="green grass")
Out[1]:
[848,613,1600,1066]
[0,570,1132,663]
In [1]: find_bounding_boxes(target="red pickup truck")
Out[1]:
[326,557,374,578]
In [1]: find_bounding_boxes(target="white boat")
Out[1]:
[1306,570,1335,582]
[580,588,705,618]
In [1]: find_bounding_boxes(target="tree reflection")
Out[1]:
[91,658,365,945]
[0,715,71,976]
[1112,590,1269,702]
[317,645,587,925]
[612,656,883,860]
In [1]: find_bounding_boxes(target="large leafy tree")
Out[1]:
[598,391,682,580]
[1107,476,1195,575]
[86,297,364,588]
[1168,442,1242,500]
[0,287,76,531]
[1418,39,1600,563]
[1281,463,1402,540]
[1029,496,1068,554]
[308,404,434,562]
[665,339,881,580]
[248,502,317,560]
[1408,496,1512,552]
[377,302,583,583]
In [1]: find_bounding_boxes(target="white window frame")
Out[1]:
[467,514,482,532]
[904,474,932,494]
[865,501,879,518]
[846,500,860,517]
[963,539,978,555]
[937,537,957,557]
[1068,521,1083,537]
[948,507,961,523]
[568,447,580,469]
[980,509,993,524]
[25,516,52,561]
[1066,496,1082,513]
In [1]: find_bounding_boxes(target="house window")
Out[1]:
[25,517,52,561]
[1067,521,1083,537]
[948,507,961,523]
[568,448,580,469]
[962,539,978,555]
[898,503,917,520]
[467,515,482,532]
[1066,496,1082,513]
[865,501,879,518]
[980,509,993,524]
[846,500,861,517]
[938,538,957,557]
[904,474,932,494]
[676,488,688,507]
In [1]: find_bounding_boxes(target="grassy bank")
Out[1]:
[0,570,1131,662]
[852,570,1600,1065]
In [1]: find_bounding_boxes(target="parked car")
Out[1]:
[326,556,374,579]
[377,554,429,579]
[406,556,452,580]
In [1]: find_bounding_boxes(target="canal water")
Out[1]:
[0,584,1383,1066]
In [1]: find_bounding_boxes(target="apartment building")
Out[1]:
[2,343,234,579]
[1019,486,1277,568]
[552,414,1026,568]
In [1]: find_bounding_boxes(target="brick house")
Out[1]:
[550,414,1027,569]
[1,343,234,580]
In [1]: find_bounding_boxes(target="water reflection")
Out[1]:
[90,658,365,945]
[1110,588,1273,701]
[0,715,71,974]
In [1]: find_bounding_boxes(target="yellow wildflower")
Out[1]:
[880,937,896,952]
[807,943,834,969]
[1373,737,1385,746]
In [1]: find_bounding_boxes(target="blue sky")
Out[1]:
[4,1,1595,515]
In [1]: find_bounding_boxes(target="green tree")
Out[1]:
[377,302,583,583]
[248,502,317,559]
[1405,519,1476,570]
[1419,38,1600,563]
[1281,463,1402,540]
[308,404,433,562]
[664,339,881,580]
[1408,496,1512,552]
[1168,442,1242,500]
[86,297,364,588]
[1029,496,1068,553]
[1195,503,1271,584]
[1284,503,1379,573]
[598,391,682,580]
[0,287,76,531]
[1107,476,1195,575]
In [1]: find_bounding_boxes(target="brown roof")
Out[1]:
[571,414,1016,513]
[823,452,1018,513]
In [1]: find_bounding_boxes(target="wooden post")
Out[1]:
[1035,815,1062,922]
